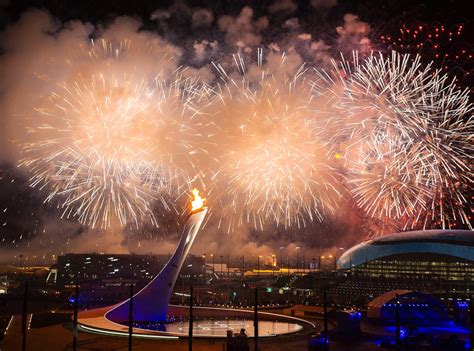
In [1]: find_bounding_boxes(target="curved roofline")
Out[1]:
[338,229,474,269]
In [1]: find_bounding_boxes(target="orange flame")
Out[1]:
[191,188,205,211]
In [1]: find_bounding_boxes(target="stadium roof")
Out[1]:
[338,230,474,269]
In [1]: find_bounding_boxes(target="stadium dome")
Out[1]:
[338,230,474,269]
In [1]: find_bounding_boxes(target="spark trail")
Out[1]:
[313,51,473,231]
[20,40,209,228]
[208,50,343,231]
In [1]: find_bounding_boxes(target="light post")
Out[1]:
[330,254,337,271]
[271,254,275,277]
[257,255,262,284]
[469,294,473,351]
[279,247,284,276]
[189,283,193,351]
[188,264,194,351]
[336,247,344,271]
[311,259,316,292]
[254,287,259,351]
[21,280,28,351]
[227,255,230,300]
[220,255,223,277]
[73,283,79,351]
[323,288,328,350]
[211,254,214,274]
[295,247,300,276]
[128,284,134,351]
[257,255,260,282]
[287,255,290,276]
[19,254,24,280]
[200,254,206,304]
[395,294,400,351]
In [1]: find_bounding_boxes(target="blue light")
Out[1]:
[309,333,329,347]
[399,328,407,339]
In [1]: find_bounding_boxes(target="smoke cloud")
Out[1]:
[217,7,269,51]
[2,1,464,264]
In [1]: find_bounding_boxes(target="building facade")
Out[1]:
[57,253,205,286]
[335,230,474,296]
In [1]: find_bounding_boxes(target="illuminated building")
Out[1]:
[57,253,204,286]
[338,230,474,289]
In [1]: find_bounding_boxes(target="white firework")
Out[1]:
[20,40,210,228]
[313,51,473,230]
[206,50,343,231]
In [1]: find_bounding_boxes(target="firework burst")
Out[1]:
[379,23,473,84]
[314,51,473,232]
[20,40,209,228]
[207,50,343,231]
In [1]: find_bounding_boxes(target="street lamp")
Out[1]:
[295,247,300,276]
[202,253,206,277]
[257,255,262,284]
[287,255,290,276]
[227,255,230,301]
[279,247,284,276]
[220,255,223,277]
[19,254,24,280]
[210,254,214,274]
[336,247,345,271]
[271,254,276,277]
[329,254,336,271]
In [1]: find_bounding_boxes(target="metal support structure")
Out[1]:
[227,254,230,298]
[470,294,473,351]
[279,247,284,276]
[287,256,290,276]
[211,254,215,274]
[349,256,352,276]
[189,284,193,351]
[323,288,328,351]
[296,248,299,275]
[128,284,134,351]
[395,294,400,351]
[73,283,79,351]
[254,287,259,351]
[257,255,260,283]
[220,255,224,277]
[22,280,28,351]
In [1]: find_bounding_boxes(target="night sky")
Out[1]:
[0,0,472,263]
